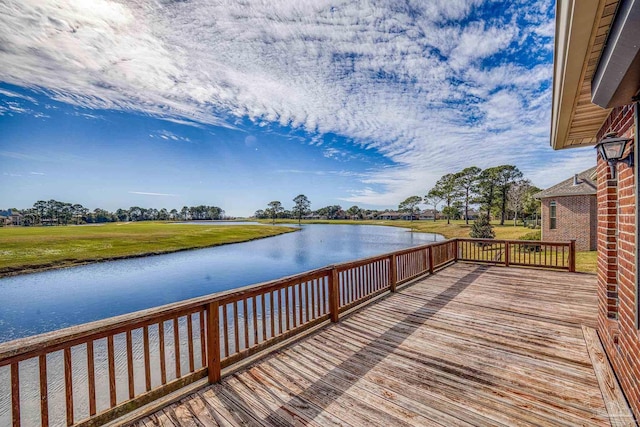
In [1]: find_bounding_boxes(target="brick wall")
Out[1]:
[595,103,639,421]
[540,195,596,251]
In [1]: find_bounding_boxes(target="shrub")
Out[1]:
[519,230,541,241]
[470,214,495,239]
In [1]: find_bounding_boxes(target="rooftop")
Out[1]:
[534,166,598,199]
[126,263,633,426]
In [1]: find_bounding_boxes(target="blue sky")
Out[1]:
[0,0,595,216]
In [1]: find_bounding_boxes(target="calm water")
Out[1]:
[0,224,443,343]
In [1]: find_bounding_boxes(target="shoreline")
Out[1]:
[0,226,298,279]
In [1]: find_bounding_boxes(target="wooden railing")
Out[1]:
[457,238,576,272]
[0,237,574,426]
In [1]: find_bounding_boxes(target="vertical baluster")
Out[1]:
[243,298,249,350]
[11,362,20,427]
[277,291,283,335]
[362,265,368,297]
[126,330,135,399]
[293,284,299,328]
[351,268,356,302]
[252,296,259,345]
[306,282,311,323]
[173,318,181,378]
[319,278,325,315]
[270,291,275,338]
[233,302,240,354]
[159,321,166,385]
[187,314,195,373]
[341,270,347,305]
[354,267,360,301]
[39,354,48,427]
[64,347,74,426]
[200,310,207,367]
[311,279,316,320]
[261,293,267,341]
[422,249,427,274]
[143,326,151,391]
[285,287,291,331]
[87,341,96,416]
[222,304,229,357]
[107,336,117,407]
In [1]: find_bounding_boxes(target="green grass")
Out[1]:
[0,222,297,276]
[575,251,597,274]
[259,218,596,273]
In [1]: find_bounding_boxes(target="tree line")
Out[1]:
[254,195,388,224]
[254,166,540,227]
[401,165,540,225]
[9,199,227,226]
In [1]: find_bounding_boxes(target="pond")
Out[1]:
[0,224,444,343]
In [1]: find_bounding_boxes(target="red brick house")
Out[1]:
[534,167,597,251]
[552,0,639,421]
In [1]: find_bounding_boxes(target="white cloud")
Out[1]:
[0,0,565,205]
[149,129,190,142]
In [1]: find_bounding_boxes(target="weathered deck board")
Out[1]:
[131,263,635,427]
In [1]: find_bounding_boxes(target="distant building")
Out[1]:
[0,209,22,226]
[377,211,401,220]
[419,209,439,220]
[534,167,597,251]
[462,208,479,221]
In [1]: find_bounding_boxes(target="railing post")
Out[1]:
[207,301,221,383]
[569,240,576,272]
[453,239,459,262]
[328,267,340,322]
[389,254,397,292]
[428,247,434,274]
[504,241,510,267]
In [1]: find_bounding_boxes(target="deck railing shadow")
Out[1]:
[260,265,486,425]
[0,237,575,427]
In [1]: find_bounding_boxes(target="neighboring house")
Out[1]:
[0,209,22,226]
[419,209,439,220]
[377,211,401,220]
[534,167,597,251]
[552,0,640,420]
[462,208,479,221]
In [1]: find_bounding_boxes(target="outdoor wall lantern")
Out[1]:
[596,133,634,178]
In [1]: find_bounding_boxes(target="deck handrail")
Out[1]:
[0,237,574,426]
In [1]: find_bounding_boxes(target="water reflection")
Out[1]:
[0,224,443,343]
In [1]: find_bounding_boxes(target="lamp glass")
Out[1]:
[600,139,627,161]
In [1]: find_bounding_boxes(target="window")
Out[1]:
[550,201,557,229]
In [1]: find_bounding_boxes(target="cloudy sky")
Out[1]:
[0,0,595,216]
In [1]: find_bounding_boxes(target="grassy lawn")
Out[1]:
[575,250,597,274]
[0,222,296,276]
[260,218,597,273]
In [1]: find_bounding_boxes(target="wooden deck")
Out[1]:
[128,263,635,426]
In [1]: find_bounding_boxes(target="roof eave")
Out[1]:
[551,0,616,150]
